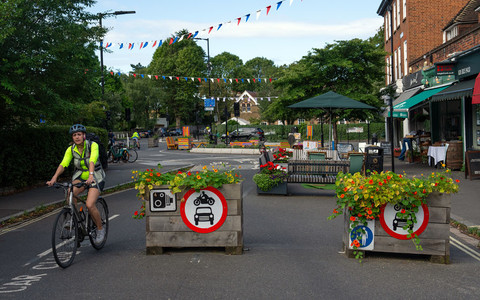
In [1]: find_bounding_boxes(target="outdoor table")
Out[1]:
[428,145,447,166]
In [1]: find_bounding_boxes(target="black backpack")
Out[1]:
[86,132,108,170]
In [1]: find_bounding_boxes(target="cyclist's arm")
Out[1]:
[47,147,72,186]
[86,142,99,184]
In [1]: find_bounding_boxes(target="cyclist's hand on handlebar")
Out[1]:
[46,179,57,187]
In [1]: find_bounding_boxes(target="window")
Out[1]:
[393,3,397,30]
[403,41,408,76]
[241,103,247,112]
[247,103,251,112]
[397,46,402,78]
[386,57,391,85]
[445,26,458,42]
[396,0,401,28]
[298,119,305,124]
[393,49,398,81]
[403,0,406,20]
[385,14,389,40]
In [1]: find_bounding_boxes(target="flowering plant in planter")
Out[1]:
[132,163,241,219]
[253,161,288,191]
[328,168,459,261]
[272,148,292,163]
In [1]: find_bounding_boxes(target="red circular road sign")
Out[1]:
[180,186,228,233]
[379,203,429,240]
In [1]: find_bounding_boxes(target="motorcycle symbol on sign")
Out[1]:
[193,191,215,206]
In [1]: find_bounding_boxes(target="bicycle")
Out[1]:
[107,143,137,163]
[51,182,109,268]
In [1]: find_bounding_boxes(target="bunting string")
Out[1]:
[101,0,302,51]
[108,71,276,84]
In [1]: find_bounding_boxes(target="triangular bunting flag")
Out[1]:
[143,42,148,48]
[184,77,188,81]
[247,79,250,83]
[245,14,251,22]
[176,77,179,81]
[217,23,222,31]
[266,5,272,15]
[208,26,214,34]
[178,35,184,42]
[256,10,262,20]
[152,40,157,48]
[155,75,158,80]
[187,33,192,39]
[140,42,144,49]
[158,40,163,47]
[147,75,151,79]
[169,38,174,45]
[119,43,124,49]
[110,71,114,75]
[217,78,220,83]
[276,1,283,10]
[235,78,238,83]
[237,17,241,25]
[133,73,136,78]
[193,31,199,38]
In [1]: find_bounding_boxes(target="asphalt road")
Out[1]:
[1,141,480,299]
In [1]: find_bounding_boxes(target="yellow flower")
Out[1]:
[197,175,201,180]
[441,163,446,168]
[202,166,207,170]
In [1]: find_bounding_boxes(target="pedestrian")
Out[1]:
[398,130,418,161]
[46,124,106,243]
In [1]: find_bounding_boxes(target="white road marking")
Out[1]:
[450,236,480,262]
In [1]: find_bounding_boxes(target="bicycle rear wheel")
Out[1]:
[88,198,109,250]
[128,148,138,163]
[52,208,78,268]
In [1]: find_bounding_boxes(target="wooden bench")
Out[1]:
[165,137,178,150]
[287,159,349,184]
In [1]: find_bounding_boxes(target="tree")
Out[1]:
[275,36,386,144]
[0,0,104,128]
[149,30,206,127]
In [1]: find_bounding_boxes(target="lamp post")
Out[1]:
[387,4,395,173]
[99,10,136,97]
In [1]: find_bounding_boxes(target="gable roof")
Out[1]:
[236,90,259,105]
[443,0,480,30]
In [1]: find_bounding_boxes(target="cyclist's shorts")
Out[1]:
[77,178,105,192]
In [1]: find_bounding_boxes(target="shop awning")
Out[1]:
[393,85,449,111]
[473,73,480,105]
[430,79,476,102]
[392,86,423,107]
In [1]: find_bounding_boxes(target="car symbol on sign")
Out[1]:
[194,207,214,225]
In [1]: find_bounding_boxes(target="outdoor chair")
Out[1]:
[166,137,178,150]
[348,152,365,174]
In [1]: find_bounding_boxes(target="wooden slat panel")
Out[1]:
[426,193,452,207]
[374,222,450,239]
[369,236,448,256]
[147,215,242,232]
[428,206,448,223]
[146,231,240,247]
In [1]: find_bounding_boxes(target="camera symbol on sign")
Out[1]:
[152,192,173,209]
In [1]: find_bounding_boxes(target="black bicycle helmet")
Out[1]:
[69,124,86,135]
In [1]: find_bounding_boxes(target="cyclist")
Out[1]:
[46,124,106,243]
[131,130,140,149]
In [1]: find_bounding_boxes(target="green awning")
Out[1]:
[430,79,475,102]
[393,85,449,111]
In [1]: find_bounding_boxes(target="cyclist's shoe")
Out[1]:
[95,227,106,244]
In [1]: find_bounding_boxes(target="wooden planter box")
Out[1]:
[177,137,193,150]
[145,183,243,255]
[256,181,288,195]
[343,192,451,263]
[148,137,159,148]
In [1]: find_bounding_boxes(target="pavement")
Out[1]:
[1,142,479,229]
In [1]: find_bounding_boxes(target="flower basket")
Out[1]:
[253,161,288,195]
[256,180,288,195]
[329,169,459,263]
[393,148,401,157]
[133,164,243,255]
[145,183,244,255]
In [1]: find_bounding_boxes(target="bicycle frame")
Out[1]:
[62,182,91,237]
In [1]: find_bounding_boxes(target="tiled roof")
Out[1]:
[443,0,480,30]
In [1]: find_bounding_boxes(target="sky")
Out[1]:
[89,0,384,73]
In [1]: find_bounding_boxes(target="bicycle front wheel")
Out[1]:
[52,208,78,268]
[128,148,138,163]
[88,198,109,250]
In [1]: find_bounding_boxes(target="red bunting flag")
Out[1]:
[237,17,241,25]
[169,38,174,45]
[133,73,136,77]
[198,78,201,82]
[235,78,238,83]
[155,75,158,80]
[176,77,179,80]
[152,40,157,48]
[208,26,214,34]
[110,72,113,75]
[269,78,272,82]
[217,78,220,83]
[266,5,272,15]
[187,33,192,39]
[140,42,144,49]
[253,78,256,82]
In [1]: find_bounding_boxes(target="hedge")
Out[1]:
[0,125,107,189]
[215,123,385,142]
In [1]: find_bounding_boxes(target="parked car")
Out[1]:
[220,127,265,143]
[166,128,182,136]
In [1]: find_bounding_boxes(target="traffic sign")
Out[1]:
[349,220,375,250]
[149,189,176,212]
[180,187,228,233]
[379,203,429,240]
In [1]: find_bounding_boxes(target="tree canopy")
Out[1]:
[0,0,104,128]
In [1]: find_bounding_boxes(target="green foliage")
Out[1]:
[0,125,107,189]
[0,0,103,128]
[253,161,288,191]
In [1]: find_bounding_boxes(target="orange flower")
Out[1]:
[197,175,201,180]
[149,173,153,176]
[369,180,373,184]
[455,179,460,183]
[134,211,138,216]
[350,216,356,221]
[367,210,372,215]
[344,187,348,192]
[333,209,339,214]
[146,178,151,182]
[340,194,345,198]
[156,172,161,177]
[187,172,192,176]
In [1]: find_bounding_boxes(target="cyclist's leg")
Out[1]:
[72,179,85,206]
[86,187,103,230]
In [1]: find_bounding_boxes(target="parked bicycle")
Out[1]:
[51,182,109,268]
[107,143,137,163]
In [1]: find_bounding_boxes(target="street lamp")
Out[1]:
[99,10,136,96]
